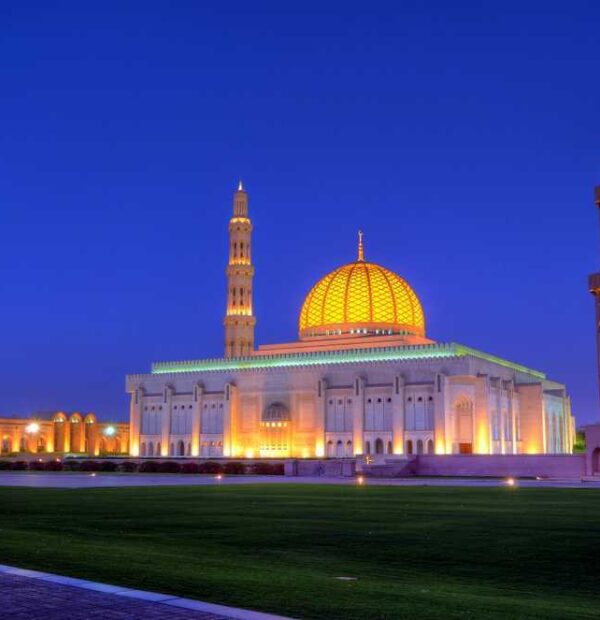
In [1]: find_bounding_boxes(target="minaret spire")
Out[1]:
[224,182,256,358]
[357,230,365,261]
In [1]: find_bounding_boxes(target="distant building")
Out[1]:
[0,412,129,456]
[126,184,574,460]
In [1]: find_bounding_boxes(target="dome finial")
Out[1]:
[357,229,365,261]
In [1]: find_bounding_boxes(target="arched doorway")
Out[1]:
[406,439,413,455]
[260,402,291,457]
[416,439,424,455]
[365,441,371,455]
[387,441,393,454]
[70,415,82,452]
[335,440,343,458]
[427,439,434,455]
[177,440,185,456]
[456,398,474,454]
[326,440,334,457]
[345,440,353,457]
[1,437,11,453]
[375,438,384,454]
[53,414,67,451]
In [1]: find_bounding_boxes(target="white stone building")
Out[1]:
[126,185,574,459]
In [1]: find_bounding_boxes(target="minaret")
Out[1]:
[224,181,256,357]
[588,185,600,407]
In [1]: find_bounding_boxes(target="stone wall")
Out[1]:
[413,454,586,478]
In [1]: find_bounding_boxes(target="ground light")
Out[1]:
[357,476,365,485]
[505,477,516,487]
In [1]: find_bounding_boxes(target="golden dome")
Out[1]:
[299,233,425,339]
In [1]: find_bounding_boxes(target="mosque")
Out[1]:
[126,184,575,461]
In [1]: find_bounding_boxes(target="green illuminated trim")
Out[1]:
[452,344,545,379]
[148,342,545,379]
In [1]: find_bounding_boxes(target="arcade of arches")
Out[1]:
[0,412,129,456]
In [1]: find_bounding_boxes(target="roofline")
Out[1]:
[127,342,546,380]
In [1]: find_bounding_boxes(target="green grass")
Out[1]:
[0,484,599,619]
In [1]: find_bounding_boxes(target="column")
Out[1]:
[315,378,327,457]
[391,375,404,454]
[191,382,203,457]
[352,377,365,455]
[222,383,239,457]
[161,385,174,457]
[473,374,491,455]
[433,373,449,454]
[507,380,517,454]
[496,379,506,455]
[129,387,144,456]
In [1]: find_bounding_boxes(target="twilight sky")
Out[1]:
[1,2,599,424]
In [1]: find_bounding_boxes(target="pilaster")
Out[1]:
[129,387,144,456]
[315,378,327,457]
[391,375,405,454]
[191,383,203,456]
[353,377,366,455]
[161,385,174,457]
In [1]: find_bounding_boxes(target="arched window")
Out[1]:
[141,442,146,457]
[406,440,413,455]
[427,439,434,455]
[345,440,353,457]
[326,440,334,458]
[375,438,384,454]
[387,441,393,455]
[416,439,424,455]
[335,440,344,458]
[148,442,154,457]
[178,440,185,456]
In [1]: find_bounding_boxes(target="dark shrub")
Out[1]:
[138,460,159,473]
[10,460,28,471]
[62,459,81,471]
[198,461,223,474]
[44,460,63,471]
[156,461,181,474]
[223,461,246,475]
[118,461,138,473]
[98,461,117,472]
[79,460,101,472]
[250,462,284,475]
[180,462,200,474]
[0,460,11,470]
[28,460,46,471]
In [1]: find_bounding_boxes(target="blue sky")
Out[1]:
[1,1,599,423]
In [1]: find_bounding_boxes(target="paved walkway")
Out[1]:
[0,472,599,488]
[0,565,292,620]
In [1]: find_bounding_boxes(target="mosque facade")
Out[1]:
[126,185,574,460]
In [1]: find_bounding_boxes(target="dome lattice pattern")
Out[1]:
[299,261,425,338]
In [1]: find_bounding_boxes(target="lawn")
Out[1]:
[0,484,599,619]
